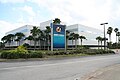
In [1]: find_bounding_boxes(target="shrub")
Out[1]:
[29,51,44,58]
[1,50,19,59]
[7,51,19,59]
[23,43,30,48]
[0,45,29,59]
[16,45,28,54]
[16,45,29,58]
[1,51,9,59]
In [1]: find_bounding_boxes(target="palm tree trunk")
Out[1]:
[81,39,82,46]
[19,41,20,46]
[17,41,18,46]
[116,35,117,43]
[44,39,46,50]
[30,40,31,48]
[75,39,77,49]
[72,39,74,50]
[34,38,36,50]
[47,35,49,51]
[66,38,68,50]
[109,34,111,42]
[9,42,10,49]
[39,40,41,50]
[101,41,102,49]
[98,41,99,49]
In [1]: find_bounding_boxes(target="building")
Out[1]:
[67,24,103,48]
[40,19,66,30]
[5,25,33,46]
[5,20,103,48]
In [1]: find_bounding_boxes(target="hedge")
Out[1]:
[0,46,115,59]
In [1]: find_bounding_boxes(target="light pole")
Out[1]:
[100,23,108,50]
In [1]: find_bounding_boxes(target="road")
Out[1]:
[0,54,120,80]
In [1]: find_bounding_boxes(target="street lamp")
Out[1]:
[100,22,108,50]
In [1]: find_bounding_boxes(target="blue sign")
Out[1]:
[52,24,65,48]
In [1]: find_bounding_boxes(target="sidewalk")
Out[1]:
[83,64,120,80]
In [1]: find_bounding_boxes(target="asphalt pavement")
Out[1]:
[0,54,120,80]
[83,64,120,80]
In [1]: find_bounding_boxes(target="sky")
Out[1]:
[0,0,120,42]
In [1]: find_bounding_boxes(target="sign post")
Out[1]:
[51,23,66,51]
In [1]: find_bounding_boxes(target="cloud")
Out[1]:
[0,20,26,41]
[14,5,37,25]
[20,5,36,17]
[27,0,120,30]
[0,0,120,42]
[0,0,25,3]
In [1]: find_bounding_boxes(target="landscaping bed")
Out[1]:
[0,46,115,59]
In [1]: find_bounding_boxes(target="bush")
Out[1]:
[7,51,19,59]
[0,45,29,59]
[29,51,44,58]
[53,51,66,55]
[16,45,29,58]
[1,50,19,59]
[23,43,30,48]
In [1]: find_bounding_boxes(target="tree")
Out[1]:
[79,36,86,46]
[1,36,7,43]
[66,30,70,50]
[25,35,33,47]
[69,32,75,49]
[1,34,14,48]
[96,36,102,49]
[15,32,25,46]
[30,26,40,50]
[74,33,79,49]
[107,27,113,42]
[99,37,104,49]
[1,36,8,48]
[0,42,4,49]
[41,31,46,50]
[116,32,120,43]
[44,26,51,50]
[53,18,61,24]
[38,29,43,49]
[114,28,119,43]
[7,34,14,47]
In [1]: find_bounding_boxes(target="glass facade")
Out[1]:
[67,24,103,45]
[5,20,103,47]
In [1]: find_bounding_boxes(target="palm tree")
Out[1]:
[15,32,25,46]
[44,26,51,50]
[66,30,70,50]
[107,27,113,42]
[53,18,61,24]
[37,29,43,49]
[96,36,102,49]
[69,32,75,49]
[25,35,33,47]
[99,37,104,49]
[1,36,7,44]
[30,26,40,50]
[74,33,79,49]
[41,31,46,50]
[7,34,14,47]
[105,38,108,49]
[1,34,14,48]
[79,36,86,46]
[0,42,4,49]
[114,28,119,43]
[1,36,8,48]
[116,32,120,43]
